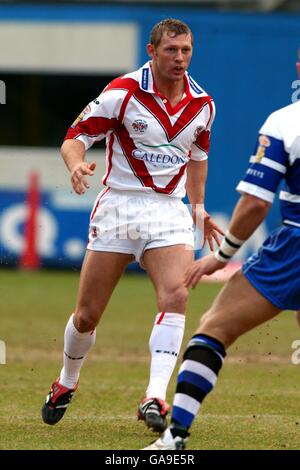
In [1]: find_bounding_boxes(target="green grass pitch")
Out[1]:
[0,269,299,450]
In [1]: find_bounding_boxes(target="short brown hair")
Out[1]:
[150,18,193,48]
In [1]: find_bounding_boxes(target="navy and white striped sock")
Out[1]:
[171,333,226,434]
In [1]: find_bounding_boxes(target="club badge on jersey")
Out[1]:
[71,104,91,129]
[255,135,271,163]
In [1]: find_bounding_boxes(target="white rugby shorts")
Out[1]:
[87,188,194,263]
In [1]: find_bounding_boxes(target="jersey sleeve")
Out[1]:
[236,112,289,203]
[190,100,215,162]
[64,87,127,150]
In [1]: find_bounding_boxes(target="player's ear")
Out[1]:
[147,43,155,59]
[297,48,300,79]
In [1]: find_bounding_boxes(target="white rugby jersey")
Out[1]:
[237,99,300,227]
[65,61,215,198]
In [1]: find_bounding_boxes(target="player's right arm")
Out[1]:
[61,139,96,195]
[61,79,129,194]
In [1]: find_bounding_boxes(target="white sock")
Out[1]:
[146,312,185,400]
[59,314,96,389]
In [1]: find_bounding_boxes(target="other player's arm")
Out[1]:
[61,139,96,195]
[185,193,271,288]
[186,159,224,250]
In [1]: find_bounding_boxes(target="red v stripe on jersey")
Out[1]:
[164,162,187,195]
[117,125,187,195]
[134,88,211,142]
[117,125,155,189]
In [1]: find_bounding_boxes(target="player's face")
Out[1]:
[148,32,193,83]
[297,49,300,79]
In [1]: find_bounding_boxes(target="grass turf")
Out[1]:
[0,269,299,450]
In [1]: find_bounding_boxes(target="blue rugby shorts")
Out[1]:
[243,225,300,310]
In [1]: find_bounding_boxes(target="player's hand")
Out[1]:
[202,212,224,250]
[185,254,226,288]
[192,207,224,250]
[70,161,96,195]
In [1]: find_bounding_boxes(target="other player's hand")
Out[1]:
[70,161,96,195]
[185,254,226,288]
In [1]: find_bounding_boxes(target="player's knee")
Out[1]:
[174,286,189,306]
[158,285,189,311]
[74,311,98,333]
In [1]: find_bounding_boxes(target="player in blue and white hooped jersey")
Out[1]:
[143,55,300,450]
[236,97,300,310]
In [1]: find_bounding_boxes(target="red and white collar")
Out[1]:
[138,61,206,99]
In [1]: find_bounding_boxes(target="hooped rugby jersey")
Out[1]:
[65,61,215,198]
[237,100,300,227]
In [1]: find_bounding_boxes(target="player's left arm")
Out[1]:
[186,159,224,250]
[187,99,223,249]
[185,193,271,288]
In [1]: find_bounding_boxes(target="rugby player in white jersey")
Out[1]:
[144,53,300,450]
[41,18,223,432]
